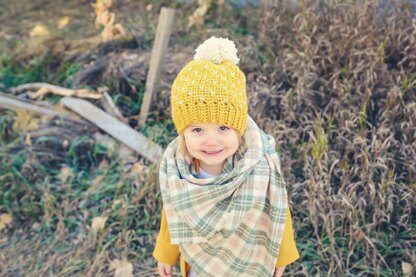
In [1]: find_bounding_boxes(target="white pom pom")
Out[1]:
[194,37,240,65]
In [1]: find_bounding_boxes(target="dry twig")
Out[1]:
[11,83,103,100]
[101,91,128,124]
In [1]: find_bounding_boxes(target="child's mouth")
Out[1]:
[202,150,223,156]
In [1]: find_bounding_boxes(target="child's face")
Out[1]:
[182,123,240,172]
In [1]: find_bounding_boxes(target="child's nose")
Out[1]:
[205,134,219,145]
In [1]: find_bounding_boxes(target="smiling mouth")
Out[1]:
[202,150,223,155]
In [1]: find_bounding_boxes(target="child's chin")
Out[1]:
[199,157,226,165]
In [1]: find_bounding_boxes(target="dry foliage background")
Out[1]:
[0,0,415,276]
[255,1,416,275]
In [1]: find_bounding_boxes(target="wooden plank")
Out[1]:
[61,96,163,163]
[139,7,175,127]
[0,91,68,117]
[0,92,92,127]
[0,91,59,116]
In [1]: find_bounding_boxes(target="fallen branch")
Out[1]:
[61,97,163,163]
[0,91,59,116]
[10,83,103,99]
[0,92,72,117]
[101,91,128,124]
[0,91,91,126]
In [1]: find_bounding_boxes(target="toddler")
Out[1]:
[153,37,299,277]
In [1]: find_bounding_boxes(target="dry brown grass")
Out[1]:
[0,110,164,276]
[254,0,416,275]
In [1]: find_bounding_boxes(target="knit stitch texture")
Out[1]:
[171,38,248,135]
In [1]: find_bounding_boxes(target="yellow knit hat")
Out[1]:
[171,37,248,135]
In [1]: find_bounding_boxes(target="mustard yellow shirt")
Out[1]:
[153,207,299,277]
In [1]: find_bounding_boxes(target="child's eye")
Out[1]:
[219,126,230,131]
[192,128,203,133]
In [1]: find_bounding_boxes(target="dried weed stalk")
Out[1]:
[256,0,416,275]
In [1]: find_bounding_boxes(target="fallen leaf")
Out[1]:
[402,262,413,276]
[130,162,144,175]
[0,213,12,225]
[0,214,12,230]
[109,259,133,277]
[96,0,112,8]
[112,199,123,208]
[98,160,109,170]
[58,16,71,29]
[13,110,38,131]
[30,24,50,37]
[95,10,113,28]
[25,133,32,146]
[91,216,107,232]
[59,166,71,183]
[13,110,50,131]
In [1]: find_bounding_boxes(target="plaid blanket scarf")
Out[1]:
[159,117,288,277]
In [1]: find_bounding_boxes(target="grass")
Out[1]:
[0,110,163,275]
[1,0,416,276]
[0,55,50,88]
[0,53,82,91]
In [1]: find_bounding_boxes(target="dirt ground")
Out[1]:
[0,0,259,69]
[1,0,95,48]
[0,0,152,44]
